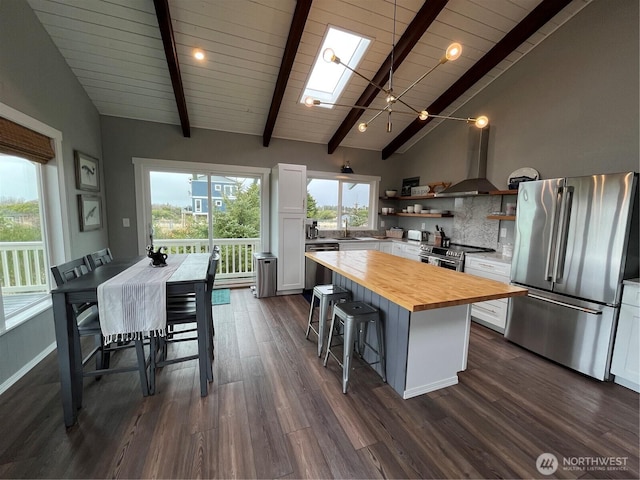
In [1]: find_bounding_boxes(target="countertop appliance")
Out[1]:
[305,242,339,289]
[419,243,494,271]
[506,172,639,381]
[305,220,318,239]
[407,230,428,242]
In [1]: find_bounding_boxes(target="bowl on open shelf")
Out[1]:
[385,189,398,197]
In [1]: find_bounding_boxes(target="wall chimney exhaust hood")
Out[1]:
[436,125,497,197]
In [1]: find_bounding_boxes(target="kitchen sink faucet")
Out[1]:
[344,218,349,238]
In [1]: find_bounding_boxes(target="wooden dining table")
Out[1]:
[51,253,211,427]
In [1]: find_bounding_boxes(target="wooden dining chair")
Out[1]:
[51,257,150,396]
[149,250,220,394]
[86,247,113,269]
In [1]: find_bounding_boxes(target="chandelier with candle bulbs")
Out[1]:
[304,2,488,134]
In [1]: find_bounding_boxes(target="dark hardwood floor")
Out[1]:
[0,288,638,479]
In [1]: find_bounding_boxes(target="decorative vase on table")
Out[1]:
[147,245,168,267]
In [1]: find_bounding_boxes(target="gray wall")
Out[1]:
[102,0,639,257]
[0,0,105,389]
[393,0,639,189]
[100,117,398,257]
[0,0,107,256]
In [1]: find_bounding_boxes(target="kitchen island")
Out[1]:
[305,250,527,398]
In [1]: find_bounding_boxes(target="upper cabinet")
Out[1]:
[271,163,306,214]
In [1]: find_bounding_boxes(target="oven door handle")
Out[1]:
[422,255,459,268]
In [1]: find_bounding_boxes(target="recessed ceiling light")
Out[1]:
[193,50,205,61]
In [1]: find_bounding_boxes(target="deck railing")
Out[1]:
[0,241,48,294]
[156,238,261,280]
[1,238,260,295]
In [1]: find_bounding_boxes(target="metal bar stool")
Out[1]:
[323,301,386,393]
[305,284,351,357]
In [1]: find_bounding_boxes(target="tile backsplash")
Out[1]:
[379,194,516,249]
[451,196,502,249]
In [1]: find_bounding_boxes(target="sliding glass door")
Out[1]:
[136,159,270,286]
[149,171,208,253]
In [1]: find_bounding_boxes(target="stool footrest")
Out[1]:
[323,300,386,393]
[305,284,351,358]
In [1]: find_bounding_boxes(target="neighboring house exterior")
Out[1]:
[190,175,238,216]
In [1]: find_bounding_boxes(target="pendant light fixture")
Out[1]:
[304,1,488,133]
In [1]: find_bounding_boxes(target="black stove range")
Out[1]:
[419,243,494,271]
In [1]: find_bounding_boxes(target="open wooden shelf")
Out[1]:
[380,194,435,200]
[385,213,454,218]
[381,189,518,200]
[487,215,516,221]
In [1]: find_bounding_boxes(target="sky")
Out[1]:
[0,156,39,201]
[150,172,193,206]
[0,161,368,209]
[307,178,370,208]
[149,172,368,209]
[149,172,260,207]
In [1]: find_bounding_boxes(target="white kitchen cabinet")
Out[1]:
[379,242,392,254]
[403,243,421,261]
[390,241,420,261]
[611,281,640,392]
[464,255,511,333]
[274,213,305,291]
[270,163,306,293]
[339,241,379,251]
[271,163,306,214]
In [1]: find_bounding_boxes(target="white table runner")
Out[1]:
[97,256,186,344]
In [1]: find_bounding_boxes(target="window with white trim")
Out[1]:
[0,104,69,335]
[223,184,238,197]
[0,154,50,331]
[306,171,379,230]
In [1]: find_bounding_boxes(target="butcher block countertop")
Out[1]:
[306,250,527,312]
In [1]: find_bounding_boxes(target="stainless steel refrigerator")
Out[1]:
[505,172,639,380]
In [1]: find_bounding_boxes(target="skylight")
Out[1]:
[300,26,371,109]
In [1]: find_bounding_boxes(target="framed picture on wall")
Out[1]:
[75,150,100,192]
[401,176,420,196]
[78,194,102,231]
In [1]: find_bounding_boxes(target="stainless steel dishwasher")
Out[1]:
[305,242,339,289]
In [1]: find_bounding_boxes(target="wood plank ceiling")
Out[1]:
[27,0,591,158]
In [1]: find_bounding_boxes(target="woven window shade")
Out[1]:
[0,117,55,164]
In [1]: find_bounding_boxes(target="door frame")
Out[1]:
[132,157,271,255]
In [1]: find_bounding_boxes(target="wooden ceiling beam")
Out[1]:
[153,0,190,138]
[263,0,313,147]
[381,0,572,159]
[327,0,448,154]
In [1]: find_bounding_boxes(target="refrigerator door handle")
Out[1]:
[552,186,574,282]
[528,293,603,315]
[544,187,562,281]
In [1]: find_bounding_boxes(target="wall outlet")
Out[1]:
[421,222,426,230]
[380,220,385,228]
[500,227,507,238]
[122,218,130,228]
